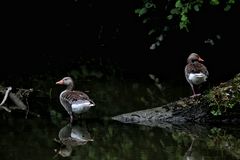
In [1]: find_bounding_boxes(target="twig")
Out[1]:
[16,88,33,99]
[0,105,11,112]
[0,87,12,106]
[28,111,40,118]
[7,105,40,117]
[9,92,27,110]
[0,86,36,116]
[0,87,12,112]
[25,97,30,119]
[16,88,34,118]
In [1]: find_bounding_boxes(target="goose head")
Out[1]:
[187,53,204,64]
[56,77,74,90]
[56,77,73,85]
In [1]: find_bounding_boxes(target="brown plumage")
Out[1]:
[184,53,209,97]
[56,77,95,122]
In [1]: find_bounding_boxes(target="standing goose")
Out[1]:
[56,77,95,122]
[184,53,209,97]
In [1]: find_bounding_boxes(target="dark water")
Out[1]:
[0,76,240,160]
[0,118,239,160]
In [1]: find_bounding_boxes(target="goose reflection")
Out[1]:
[54,122,94,157]
[183,136,205,160]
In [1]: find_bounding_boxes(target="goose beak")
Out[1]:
[56,80,64,85]
[198,57,204,62]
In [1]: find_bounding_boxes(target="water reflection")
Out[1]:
[0,116,239,160]
[54,122,94,157]
[183,136,198,160]
[132,121,240,160]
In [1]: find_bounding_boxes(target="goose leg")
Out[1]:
[190,83,201,97]
[70,114,73,123]
[190,83,196,96]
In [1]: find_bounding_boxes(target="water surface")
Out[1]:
[0,76,239,160]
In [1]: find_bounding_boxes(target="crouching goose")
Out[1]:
[56,77,95,122]
[184,53,209,97]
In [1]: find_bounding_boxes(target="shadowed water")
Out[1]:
[0,117,239,160]
[0,76,239,160]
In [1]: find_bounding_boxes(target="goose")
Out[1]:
[184,53,209,97]
[56,77,95,122]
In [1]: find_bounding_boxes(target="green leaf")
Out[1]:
[193,4,200,12]
[138,8,148,16]
[134,9,141,14]
[167,15,173,20]
[145,2,156,9]
[211,108,222,116]
[180,23,186,29]
[181,14,188,21]
[143,18,149,23]
[210,0,220,5]
[148,29,155,35]
[228,0,235,4]
[211,110,216,116]
[224,5,231,11]
[175,0,182,8]
[170,8,179,14]
[182,7,188,13]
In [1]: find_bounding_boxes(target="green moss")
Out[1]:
[204,73,240,116]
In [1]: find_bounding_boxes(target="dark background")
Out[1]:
[2,0,240,85]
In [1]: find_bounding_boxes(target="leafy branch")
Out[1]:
[134,0,237,49]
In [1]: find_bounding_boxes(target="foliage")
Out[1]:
[204,73,240,116]
[134,0,237,49]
